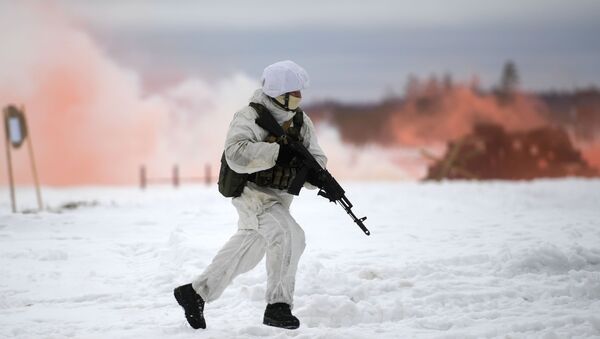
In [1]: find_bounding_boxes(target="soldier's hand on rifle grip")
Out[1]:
[276,139,295,166]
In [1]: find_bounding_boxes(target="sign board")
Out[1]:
[9,117,23,146]
[3,105,27,148]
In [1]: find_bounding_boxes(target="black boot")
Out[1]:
[263,303,300,329]
[174,283,206,329]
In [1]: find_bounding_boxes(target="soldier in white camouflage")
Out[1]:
[174,60,327,330]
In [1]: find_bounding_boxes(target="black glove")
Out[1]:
[276,142,295,166]
[307,169,327,188]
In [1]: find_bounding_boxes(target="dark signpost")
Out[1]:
[3,105,43,213]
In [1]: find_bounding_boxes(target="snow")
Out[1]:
[1,180,600,338]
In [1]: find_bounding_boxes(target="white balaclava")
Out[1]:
[261,60,310,111]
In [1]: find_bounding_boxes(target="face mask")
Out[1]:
[275,93,302,110]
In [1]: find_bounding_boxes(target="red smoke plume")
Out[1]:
[311,77,599,178]
[0,2,254,186]
[391,82,600,172]
[390,83,548,146]
[580,144,600,169]
[0,3,164,185]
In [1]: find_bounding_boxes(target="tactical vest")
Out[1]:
[217,103,304,198]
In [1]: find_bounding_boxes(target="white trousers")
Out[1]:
[192,203,306,305]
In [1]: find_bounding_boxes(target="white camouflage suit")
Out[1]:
[192,87,327,306]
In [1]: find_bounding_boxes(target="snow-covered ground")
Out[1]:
[1,180,600,338]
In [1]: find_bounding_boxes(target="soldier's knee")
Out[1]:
[267,204,305,251]
[291,223,306,253]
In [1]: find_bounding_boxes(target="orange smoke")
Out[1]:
[579,144,600,170]
[0,3,164,185]
[388,80,600,172]
[394,83,600,175]
[311,77,600,178]
[0,2,255,186]
[389,83,548,147]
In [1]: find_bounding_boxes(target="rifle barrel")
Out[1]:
[340,196,371,236]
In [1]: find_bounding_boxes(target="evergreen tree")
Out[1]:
[497,60,519,103]
[500,60,519,94]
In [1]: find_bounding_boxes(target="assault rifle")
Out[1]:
[253,103,371,236]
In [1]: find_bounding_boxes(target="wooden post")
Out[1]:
[3,109,16,213]
[173,164,179,188]
[140,165,147,190]
[205,164,211,186]
[23,108,43,211]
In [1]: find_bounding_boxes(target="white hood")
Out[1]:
[260,60,310,98]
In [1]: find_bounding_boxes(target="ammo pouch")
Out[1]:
[217,152,248,198]
[217,102,304,198]
[248,105,304,191]
[248,163,300,190]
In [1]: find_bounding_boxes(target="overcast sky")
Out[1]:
[61,0,600,29]
[53,0,600,101]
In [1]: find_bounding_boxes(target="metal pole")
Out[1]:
[23,109,43,211]
[3,109,16,213]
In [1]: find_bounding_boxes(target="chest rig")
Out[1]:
[217,103,304,198]
[248,102,304,190]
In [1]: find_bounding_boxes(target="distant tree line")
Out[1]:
[307,61,600,146]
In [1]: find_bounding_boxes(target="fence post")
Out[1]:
[173,164,179,188]
[140,165,146,189]
[205,164,211,185]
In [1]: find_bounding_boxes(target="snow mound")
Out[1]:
[500,244,600,275]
